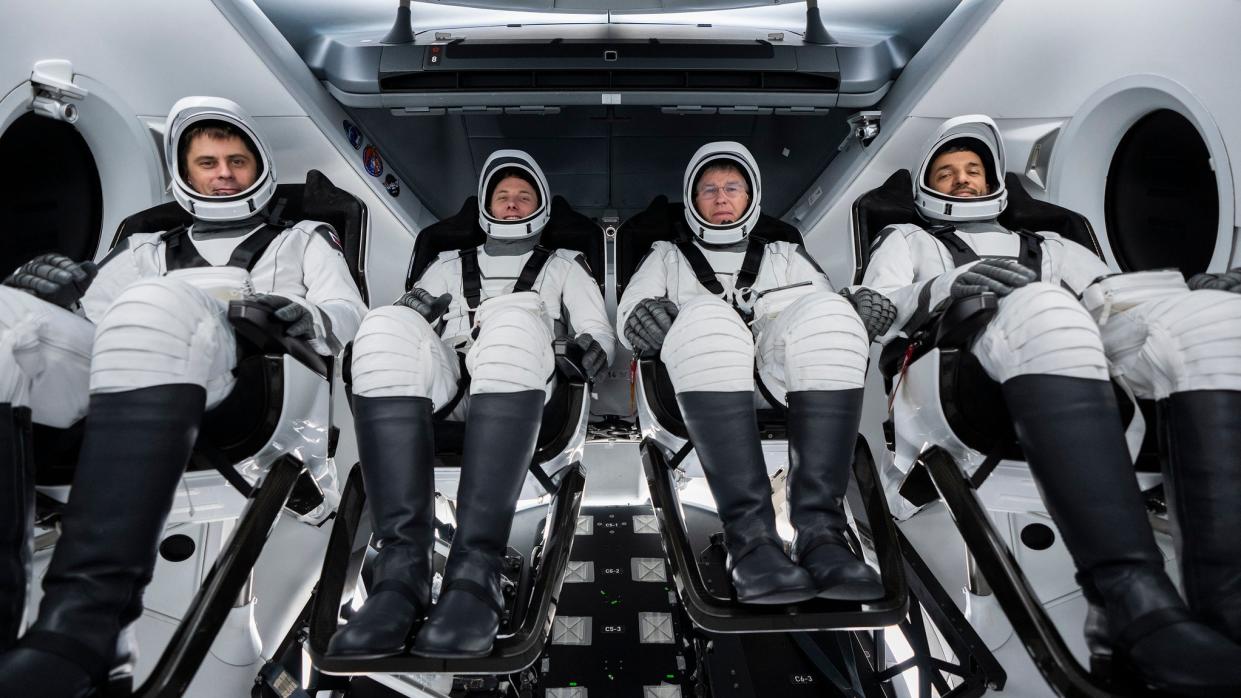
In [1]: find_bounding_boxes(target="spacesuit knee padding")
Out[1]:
[468,304,554,394]
[351,306,448,398]
[770,292,869,392]
[972,282,1108,383]
[1103,289,1241,397]
[90,278,236,400]
[662,295,754,393]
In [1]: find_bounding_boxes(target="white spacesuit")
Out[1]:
[863,114,1241,694]
[616,141,895,606]
[328,150,613,660]
[0,96,365,698]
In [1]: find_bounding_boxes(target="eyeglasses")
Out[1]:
[696,183,749,199]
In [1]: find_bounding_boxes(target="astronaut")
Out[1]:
[617,142,895,605]
[327,150,612,660]
[863,114,1241,693]
[0,97,366,697]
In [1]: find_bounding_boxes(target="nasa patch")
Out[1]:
[343,120,363,150]
[384,174,401,197]
[362,145,384,177]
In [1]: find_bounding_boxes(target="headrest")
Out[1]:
[851,170,1101,283]
[616,195,803,293]
[113,170,369,303]
[406,195,604,290]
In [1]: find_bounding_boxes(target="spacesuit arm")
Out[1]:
[561,255,617,363]
[861,225,968,342]
[615,242,673,351]
[297,227,368,355]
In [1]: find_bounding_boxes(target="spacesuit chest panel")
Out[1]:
[932,223,1044,280]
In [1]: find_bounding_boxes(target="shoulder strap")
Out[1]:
[735,235,768,290]
[1013,229,1045,281]
[513,245,553,293]
[926,225,980,268]
[459,247,481,310]
[674,239,725,295]
[162,226,206,271]
[226,224,284,272]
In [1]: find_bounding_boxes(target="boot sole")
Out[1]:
[736,587,818,605]
[815,581,885,602]
[410,645,493,659]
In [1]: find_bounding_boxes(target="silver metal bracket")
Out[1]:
[846,110,882,148]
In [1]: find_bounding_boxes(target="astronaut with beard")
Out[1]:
[863,114,1241,694]
[616,142,896,606]
[326,150,613,660]
[0,96,366,697]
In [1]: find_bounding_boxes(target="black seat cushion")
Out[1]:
[113,170,370,303]
[406,195,604,290]
[430,378,584,469]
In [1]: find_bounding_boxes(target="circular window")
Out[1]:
[0,112,103,278]
[1104,110,1218,274]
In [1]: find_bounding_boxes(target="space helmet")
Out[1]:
[682,141,762,246]
[165,96,276,222]
[913,114,1007,223]
[477,149,551,240]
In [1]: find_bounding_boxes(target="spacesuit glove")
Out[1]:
[1187,267,1241,293]
[395,287,452,324]
[573,333,609,382]
[840,287,897,343]
[951,258,1036,298]
[252,294,318,342]
[624,297,678,358]
[3,252,98,309]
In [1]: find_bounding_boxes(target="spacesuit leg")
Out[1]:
[1102,289,1241,642]
[413,299,553,657]
[756,291,883,600]
[0,288,93,651]
[660,295,815,604]
[0,277,237,696]
[327,306,460,657]
[969,283,1241,692]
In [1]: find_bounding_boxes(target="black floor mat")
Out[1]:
[539,504,694,697]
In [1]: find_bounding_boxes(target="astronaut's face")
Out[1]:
[694,165,751,225]
[184,133,259,197]
[928,150,989,198]
[489,176,539,220]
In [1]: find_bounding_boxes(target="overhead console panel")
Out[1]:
[307,24,900,111]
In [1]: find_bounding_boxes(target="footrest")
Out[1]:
[641,438,908,633]
[306,464,586,676]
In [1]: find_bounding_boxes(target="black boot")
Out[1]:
[676,391,815,605]
[413,390,544,658]
[1161,390,1241,642]
[0,385,205,698]
[1003,375,1241,695]
[0,404,34,651]
[787,390,884,601]
[327,396,436,658]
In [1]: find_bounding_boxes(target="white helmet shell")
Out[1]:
[477,150,551,240]
[914,115,1008,223]
[683,141,762,246]
[165,96,276,222]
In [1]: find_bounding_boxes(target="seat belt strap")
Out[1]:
[513,245,553,293]
[674,239,725,295]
